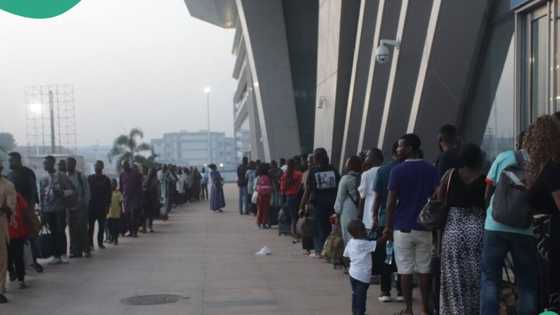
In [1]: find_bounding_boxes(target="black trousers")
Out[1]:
[8,238,26,282]
[126,207,142,236]
[107,218,120,243]
[89,211,106,247]
[68,209,89,256]
[374,232,402,296]
[44,211,67,258]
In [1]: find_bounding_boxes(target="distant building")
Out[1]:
[76,145,117,178]
[151,130,237,170]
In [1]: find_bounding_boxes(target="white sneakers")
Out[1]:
[378,295,405,303]
[378,295,392,303]
[48,257,69,265]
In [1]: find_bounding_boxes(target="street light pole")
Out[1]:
[204,87,212,163]
[48,90,56,154]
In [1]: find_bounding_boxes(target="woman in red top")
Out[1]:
[8,193,31,288]
[280,159,303,238]
[256,164,272,229]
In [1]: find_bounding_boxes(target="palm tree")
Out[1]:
[108,128,154,171]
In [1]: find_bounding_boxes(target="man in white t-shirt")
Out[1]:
[358,149,384,231]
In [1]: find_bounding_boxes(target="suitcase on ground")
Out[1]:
[278,209,291,236]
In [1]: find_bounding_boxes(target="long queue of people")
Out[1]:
[237,116,559,315]
[0,153,209,304]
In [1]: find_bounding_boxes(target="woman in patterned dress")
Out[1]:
[439,143,486,315]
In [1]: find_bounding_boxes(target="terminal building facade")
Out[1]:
[185,0,560,167]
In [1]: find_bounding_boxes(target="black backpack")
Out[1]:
[491,151,532,229]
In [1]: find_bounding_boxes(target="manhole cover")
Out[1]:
[121,294,189,306]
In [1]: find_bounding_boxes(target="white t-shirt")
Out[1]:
[358,166,380,230]
[343,238,376,283]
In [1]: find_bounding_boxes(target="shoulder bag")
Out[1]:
[417,168,455,231]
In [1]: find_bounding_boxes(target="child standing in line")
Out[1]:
[343,220,377,315]
[107,179,123,245]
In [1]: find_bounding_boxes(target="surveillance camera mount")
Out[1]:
[380,39,400,49]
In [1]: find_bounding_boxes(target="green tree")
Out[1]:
[108,128,154,171]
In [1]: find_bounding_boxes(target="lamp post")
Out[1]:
[204,86,212,163]
[48,90,56,154]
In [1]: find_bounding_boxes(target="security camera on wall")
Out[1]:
[375,39,401,64]
[375,45,390,64]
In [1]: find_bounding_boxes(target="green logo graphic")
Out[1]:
[0,0,81,19]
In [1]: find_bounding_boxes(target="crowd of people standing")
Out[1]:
[236,115,560,315]
[0,153,209,304]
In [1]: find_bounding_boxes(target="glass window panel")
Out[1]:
[556,0,560,111]
[481,40,516,160]
[530,15,550,121]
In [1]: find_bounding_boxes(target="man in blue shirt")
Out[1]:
[382,134,439,315]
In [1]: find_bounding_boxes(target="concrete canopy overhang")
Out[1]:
[184,0,237,28]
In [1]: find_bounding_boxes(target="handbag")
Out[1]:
[30,211,42,237]
[251,191,258,204]
[418,169,455,231]
[37,226,53,259]
[296,216,314,238]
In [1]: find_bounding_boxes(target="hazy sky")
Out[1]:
[0,0,236,147]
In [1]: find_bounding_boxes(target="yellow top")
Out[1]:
[107,191,123,219]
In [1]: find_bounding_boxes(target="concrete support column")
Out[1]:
[339,0,379,169]
[376,0,433,155]
[407,0,493,160]
[357,0,401,153]
[314,0,360,167]
[236,0,301,161]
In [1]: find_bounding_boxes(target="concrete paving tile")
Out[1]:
[3,185,422,315]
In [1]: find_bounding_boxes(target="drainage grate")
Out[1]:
[121,294,189,306]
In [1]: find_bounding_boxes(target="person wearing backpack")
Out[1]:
[334,156,362,244]
[255,164,272,228]
[524,114,560,312]
[480,131,539,315]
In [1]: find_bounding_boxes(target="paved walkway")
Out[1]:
[3,185,415,315]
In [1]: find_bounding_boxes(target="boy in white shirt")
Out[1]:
[344,220,377,315]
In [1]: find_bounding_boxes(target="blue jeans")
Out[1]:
[480,230,538,315]
[238,185,248,214]
[350,277,370,315]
